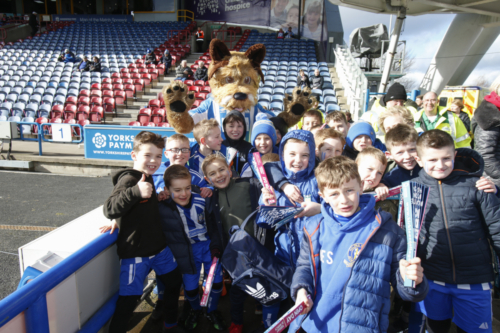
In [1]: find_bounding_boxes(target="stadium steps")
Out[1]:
[108,54,201,126]
[330,67,349,111]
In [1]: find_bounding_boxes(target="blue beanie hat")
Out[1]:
[345,121,376,149]
[251,113,277,147]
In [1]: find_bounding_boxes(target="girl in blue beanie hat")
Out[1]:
[344,121,386,160]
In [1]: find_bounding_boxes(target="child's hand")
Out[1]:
[375,184,389,201]
[157,188,170,201]
[99,220,118,234]
[399,257,424,286]
[295,202,321,218]
[476,176,497,193]
[296,288,313,315]
[200,187,213,198]
[261,187,277,206]
[137,174,153,198]
[281,183,304,205]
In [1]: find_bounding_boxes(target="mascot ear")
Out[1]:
[208,39,232,80]
[245,44,266,83]
[210,39,231,62]
[244,44,266,66]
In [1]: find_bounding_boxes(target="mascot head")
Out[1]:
[208,39,266,113]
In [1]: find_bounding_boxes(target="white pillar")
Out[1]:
[419,13,499,94]
[379,10,405,93]
[447,24,500,85]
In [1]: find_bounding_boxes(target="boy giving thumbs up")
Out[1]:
[102,132,185,333]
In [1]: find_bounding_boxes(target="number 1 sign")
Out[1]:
[51,124,72,142]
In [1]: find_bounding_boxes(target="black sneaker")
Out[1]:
[151,300,164,321]
[163,325,188,333]
[206,310,227,331]
[184,309,202,330]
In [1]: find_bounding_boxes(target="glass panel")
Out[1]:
[23,0,46,15]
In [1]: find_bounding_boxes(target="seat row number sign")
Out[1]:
[52,124,72,142]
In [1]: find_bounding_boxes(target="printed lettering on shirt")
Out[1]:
[344,243,362,267]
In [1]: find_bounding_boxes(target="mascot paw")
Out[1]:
[277,87,315,127]
[163,81,196,134]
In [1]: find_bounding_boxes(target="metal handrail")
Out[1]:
[211,29,237,49]
[0,232,118,331]
[177,9,194,22]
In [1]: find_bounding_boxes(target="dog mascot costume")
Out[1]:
[162,39,314,138]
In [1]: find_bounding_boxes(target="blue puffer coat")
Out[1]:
[290,197,429,333]
[258,130,320,267]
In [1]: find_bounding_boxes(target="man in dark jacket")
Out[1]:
[472,82,500,186]
[28,12,38,37]
[145,49,157,65]
[77,56,90,72]
[412,130,500,333]
[194,61,208,81]
[310,69,323,90]
[161,49,172,74]
[175,60,193,82]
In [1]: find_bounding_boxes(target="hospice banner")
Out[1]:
[186,0,271,27]
[52,15,133,23]
[84,125,195,161]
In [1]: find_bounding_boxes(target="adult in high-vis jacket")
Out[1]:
[196,27,204,52]
[414,91,471,148]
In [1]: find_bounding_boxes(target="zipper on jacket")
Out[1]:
[438,180,456,282]
[338,222,381,331]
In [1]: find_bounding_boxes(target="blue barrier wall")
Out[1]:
[84,125,195,161]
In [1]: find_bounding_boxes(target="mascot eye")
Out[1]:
[225,77,235,84]
[244,76,252,84]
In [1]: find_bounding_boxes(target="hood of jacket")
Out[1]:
[279,130,316,182]
[417,147,484,184]
[320,194,379,232]
[111,168,144,185]
[473,99,500,131]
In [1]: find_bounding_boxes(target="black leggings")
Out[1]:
[426,317,467,333]
[109,267,182,333]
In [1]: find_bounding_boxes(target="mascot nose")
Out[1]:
[233,93,247,101]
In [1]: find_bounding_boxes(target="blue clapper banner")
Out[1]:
[52,15,133,23]
[84,125,195,161]
[186,0,271,26]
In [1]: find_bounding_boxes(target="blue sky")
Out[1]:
[338,6,500,86]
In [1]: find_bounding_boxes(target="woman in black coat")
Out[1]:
[296,69,310,89]
[472,77,500,187]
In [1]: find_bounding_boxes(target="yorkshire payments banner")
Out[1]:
[186,0,271,27]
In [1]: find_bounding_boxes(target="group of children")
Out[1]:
[102,105,500,333]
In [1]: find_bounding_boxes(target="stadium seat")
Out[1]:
[91,97,102,107]
[103,97,115,114]
[134,79,144,92]
[124,84,135,98]
[78,97,90,107]
[51,105,64,119]
[64,105,77,120]
[79,89,90,98]
[129,121,141,126]
[158,122,170,127]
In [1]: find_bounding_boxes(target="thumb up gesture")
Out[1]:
[138,174,153,199]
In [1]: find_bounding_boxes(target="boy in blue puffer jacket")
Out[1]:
[259,130,321,267]
[289,156,428,333]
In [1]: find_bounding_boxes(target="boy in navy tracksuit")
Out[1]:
[102,131,183,333]
[240,113,278,178]
[411,130,500,333]
[289,156,428,333]
[159,165,226,331]
[151,133,211,321]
